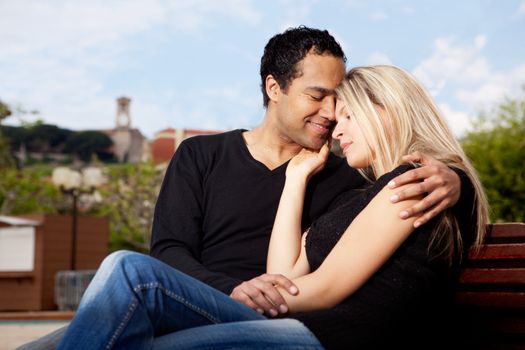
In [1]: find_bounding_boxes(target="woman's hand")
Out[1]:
[286,143,330,181]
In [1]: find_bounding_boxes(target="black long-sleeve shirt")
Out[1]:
[150,129,365,294]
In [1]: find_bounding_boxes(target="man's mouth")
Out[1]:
[307,121,332,135]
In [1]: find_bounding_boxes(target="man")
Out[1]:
[149,26,460,317]
[18,26,459,349]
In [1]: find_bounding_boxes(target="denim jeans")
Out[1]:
[56,250,323,349]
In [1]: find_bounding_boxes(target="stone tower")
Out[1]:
[113,97,132,162]
[116,96,131,129]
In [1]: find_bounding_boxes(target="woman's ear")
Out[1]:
[265,75,281,103]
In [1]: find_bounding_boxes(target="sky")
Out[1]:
[1,0,525,139]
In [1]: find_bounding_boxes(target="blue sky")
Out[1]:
[1,0,524,139]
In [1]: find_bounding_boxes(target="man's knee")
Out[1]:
[99,250,145,273]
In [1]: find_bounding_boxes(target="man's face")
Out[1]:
[274,53,346,150]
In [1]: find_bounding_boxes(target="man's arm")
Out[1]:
[387,152,461,227]
[149,141,241,294]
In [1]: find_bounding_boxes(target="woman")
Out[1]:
[266,65,489,348]
[57,65,487,349]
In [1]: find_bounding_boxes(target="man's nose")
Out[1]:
[319,96,336,121]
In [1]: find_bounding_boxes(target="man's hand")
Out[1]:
[230,274,298,317]
[388,151,461,228]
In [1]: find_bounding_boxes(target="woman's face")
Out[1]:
[332,99,371,168]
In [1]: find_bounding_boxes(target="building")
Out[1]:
[151,127,222,164]
[102,97,150,163]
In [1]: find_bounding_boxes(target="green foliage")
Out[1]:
[0,161,165,253]
[65,130,113,162]
[461,92,525,222]
[0,165,62,215]
[1,123,115,165]
[92,162,165,253]
[0,100,11,121]
[24,122,73,152]
[0,100,14,169]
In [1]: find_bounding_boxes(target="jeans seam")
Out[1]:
[105,298,139,350]
[102,281,222,349]
[134,282,221,323]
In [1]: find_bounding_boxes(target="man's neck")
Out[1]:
[243,118,303,171]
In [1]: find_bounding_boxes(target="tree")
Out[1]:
[24,122,73,153]
[0,165,62,215]
[0,100,14,168]
[461,91,525,222]
[65,130,113,162]
[92,162,165,252]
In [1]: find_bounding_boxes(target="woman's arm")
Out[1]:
[267,144,330,279]
[281,182,421,312]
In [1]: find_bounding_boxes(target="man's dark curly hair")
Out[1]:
[260,26,346,108]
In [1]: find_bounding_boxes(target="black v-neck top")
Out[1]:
[150,129,366,294]
[293,164,477,349]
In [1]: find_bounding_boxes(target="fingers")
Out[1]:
[412,201,448,228]
[231,281,279,316]
[401,151,423,164]
[230,288,264,314]
[392,154,462,228]
[319,142,330,161]
[262,274,299,295]
[388,164,442,189]
[388,167,424,189]
[230,274,297,317]
[402,151,436,166]
[390,169,460,228]
[396,187,453,222]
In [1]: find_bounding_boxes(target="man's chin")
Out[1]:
[301,137,328,151]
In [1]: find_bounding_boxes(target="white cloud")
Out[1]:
[0,0,165,58]
[412,36,491,95]
[519,1,525,15]
[456,82,507,109]
[166,0,262,33]
[474,35,487,49]
[456,63,525,109]
[438,103,473,137]
[0,0,262,58]
[278,0,318,31]
[413,35,525,136]
[367,52,392,65]
[0,0,264,138]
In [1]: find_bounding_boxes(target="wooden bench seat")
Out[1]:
[455,223,525,349]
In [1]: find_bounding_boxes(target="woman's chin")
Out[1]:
[346,157,368,169]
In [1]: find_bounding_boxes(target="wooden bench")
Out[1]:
[455,223,525,349]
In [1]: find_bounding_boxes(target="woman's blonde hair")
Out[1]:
[336,65,489,262]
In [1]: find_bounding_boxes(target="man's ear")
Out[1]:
[265,75,281,103]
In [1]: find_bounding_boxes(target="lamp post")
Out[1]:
[52,167,104,270]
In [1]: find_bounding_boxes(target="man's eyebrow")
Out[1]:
[305,86,336,95]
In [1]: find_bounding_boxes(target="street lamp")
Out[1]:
[52,166,105,270]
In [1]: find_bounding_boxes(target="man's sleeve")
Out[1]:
[149,141,242,294]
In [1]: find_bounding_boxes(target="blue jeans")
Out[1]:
[56,250,323,349]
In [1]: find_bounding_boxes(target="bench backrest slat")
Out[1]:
[456,223,525,348]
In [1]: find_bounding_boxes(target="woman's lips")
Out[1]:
[340,141,352,153]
